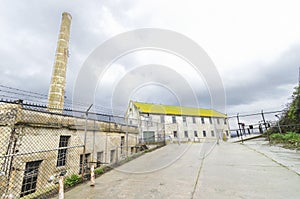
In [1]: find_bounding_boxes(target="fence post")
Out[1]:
[163,123,166,146]
[81,104,93,178]
[109,116,111,132]
[92,120,95,170]
[261,110,268,131]
[90,165,95,186]
[1,194,13,199]
[275,114,282,134]
[236,113,243,143]
[261,110,270,142]
[105,132,108,164]
[126,118,129,157]
[58,175,64,199]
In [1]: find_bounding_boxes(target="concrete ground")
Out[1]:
[63,141,300,199]
[244,138,300,175]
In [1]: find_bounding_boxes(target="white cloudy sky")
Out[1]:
[1,0,300,123]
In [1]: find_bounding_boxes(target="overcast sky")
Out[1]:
[1,0,300,123]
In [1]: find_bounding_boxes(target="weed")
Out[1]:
[64,174,82,187]
[94,168,104,175]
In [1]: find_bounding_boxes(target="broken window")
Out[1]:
[57,136,70,167]
[20,160,42,197]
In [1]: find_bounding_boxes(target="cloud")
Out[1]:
[224,43,300,115]
[0,0,300,123]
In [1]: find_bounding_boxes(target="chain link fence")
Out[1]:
[0,99,165,198]
[228,109,300,139]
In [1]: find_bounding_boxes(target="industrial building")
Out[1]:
[126,101,230,143]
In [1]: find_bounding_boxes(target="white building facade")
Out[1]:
[126,101,230,143]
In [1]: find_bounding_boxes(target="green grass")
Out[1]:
[270,132,300,150]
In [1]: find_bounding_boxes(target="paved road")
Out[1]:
[64,142,300,199]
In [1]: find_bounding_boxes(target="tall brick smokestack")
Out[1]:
[47,12,72,112]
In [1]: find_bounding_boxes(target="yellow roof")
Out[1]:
[132,101,226,118]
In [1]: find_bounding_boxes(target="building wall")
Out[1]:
[165,115,230,141]
[0,104,139,198]
[126,102,230,143]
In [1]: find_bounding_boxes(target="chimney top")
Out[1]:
[62,12,72,20]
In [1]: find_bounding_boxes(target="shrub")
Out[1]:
[64,174,82,187]
[94,168,104,175]
[270,132,300,149]
[270,133,284,142]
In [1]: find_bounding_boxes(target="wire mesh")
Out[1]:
[227,109,300,138]
[0,100,165,198]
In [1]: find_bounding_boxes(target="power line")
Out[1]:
[0,89,48,100]
[0,84,48,97]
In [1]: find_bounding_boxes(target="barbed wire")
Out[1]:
[0,84,126,116]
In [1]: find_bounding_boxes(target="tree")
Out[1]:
[281,85,300,133]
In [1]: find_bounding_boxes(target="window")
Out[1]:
[96,152,103,167]
[172,116,176,123]
[192,117,196,123]
[184,131,188,138]
[183,116,186,123]
[158,133,162,141]
[224,118,227,124]
[79,153,90,174]
[217,118,220,124]
[160,115,165,123]
[120,136,125,154]
[211,130,215,137]
[173,131,178,138]
[57,136,70,167]
[209,117,212,124]
[194,131,198,137]
[146,121,153,127]
[201,117,205,124]
[110,150,116,163]
[203,130,207,137]
[226,130,229,136]
[146,116,153,127]
[21,160,42,197]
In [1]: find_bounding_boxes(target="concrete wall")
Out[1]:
[0,103,139,198]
